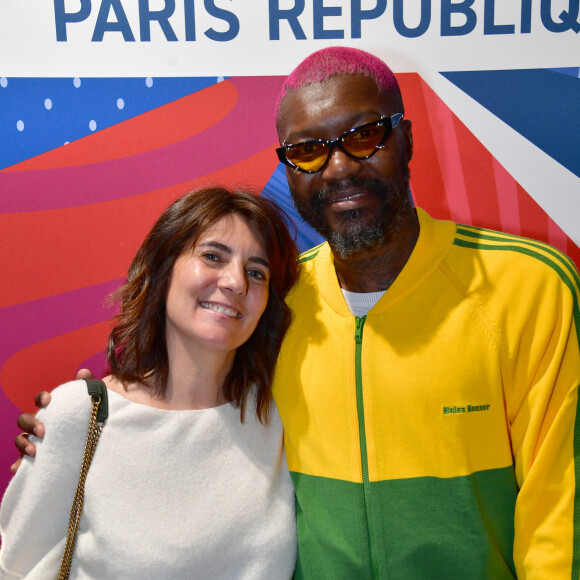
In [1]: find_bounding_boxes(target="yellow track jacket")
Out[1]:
[273,208,580,579]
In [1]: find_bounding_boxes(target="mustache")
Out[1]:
[314,178,387,202]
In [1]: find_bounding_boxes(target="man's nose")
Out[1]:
[320,146,361,181]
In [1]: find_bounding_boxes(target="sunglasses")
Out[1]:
[276,113,404,174]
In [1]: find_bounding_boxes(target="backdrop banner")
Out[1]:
[1,0,579,501]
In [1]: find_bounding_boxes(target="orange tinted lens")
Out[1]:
[342,124,385,157]
[286,141,329,172]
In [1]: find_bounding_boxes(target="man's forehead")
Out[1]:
[278,74,390,129]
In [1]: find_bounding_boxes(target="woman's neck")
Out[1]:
[163,359,231,410]
[107,341,235,411]
[166,336,235,409]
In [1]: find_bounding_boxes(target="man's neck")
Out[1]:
[333,209,420,293]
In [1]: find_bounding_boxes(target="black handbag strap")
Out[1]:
[85,378,109,423]
[57,378,108,580]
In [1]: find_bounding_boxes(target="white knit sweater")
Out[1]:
[0,380,296,579]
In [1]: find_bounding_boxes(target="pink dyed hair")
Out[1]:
[275,46,403,124]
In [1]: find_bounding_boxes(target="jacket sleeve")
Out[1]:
[0,381,91,579]
[507,262,580,579]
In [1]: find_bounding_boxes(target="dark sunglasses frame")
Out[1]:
[276,113,404,174]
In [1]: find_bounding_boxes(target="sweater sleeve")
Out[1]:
[507,265,580,579]
[0,381,93,579]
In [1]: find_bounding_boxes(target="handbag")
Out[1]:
[57,379,108,580]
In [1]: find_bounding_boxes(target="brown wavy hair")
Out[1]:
[106,187,299,423]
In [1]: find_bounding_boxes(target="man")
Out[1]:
[270,47,580,578]
[15,47,580,578]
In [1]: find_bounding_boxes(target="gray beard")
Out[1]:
[290,171,411,259]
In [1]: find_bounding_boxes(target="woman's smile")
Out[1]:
[199,300,243,319]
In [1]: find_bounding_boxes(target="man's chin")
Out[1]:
[322,204,364,226]
[324,220,384,258]
[324,200,411,258]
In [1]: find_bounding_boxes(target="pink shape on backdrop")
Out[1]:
[493,157,521,236]
[422,81,472,225]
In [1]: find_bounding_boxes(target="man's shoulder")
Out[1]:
[298,241,327,265]
[284,242,329,307]
[453,223,577,274]
[293,242,329,286]
[446,223,580,309]
[416,208,575,281]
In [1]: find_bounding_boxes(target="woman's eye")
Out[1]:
[202,252,220,262]
[248,269,268,281]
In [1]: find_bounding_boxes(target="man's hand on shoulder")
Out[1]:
[11,391,51,474]
[76,368,95,381]
[10,368,96,474]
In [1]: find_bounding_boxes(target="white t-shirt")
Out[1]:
[342,289,386,317]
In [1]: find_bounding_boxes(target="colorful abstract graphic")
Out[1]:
[1,71,578,500]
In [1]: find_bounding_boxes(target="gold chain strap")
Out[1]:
[57,395,104,580]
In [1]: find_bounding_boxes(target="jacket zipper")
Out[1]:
[355,315,379,578]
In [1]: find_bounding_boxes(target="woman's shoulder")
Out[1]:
[229,395,284,448]
[49,378,93,401]
[22,380,98,459]
[38,379,96,424]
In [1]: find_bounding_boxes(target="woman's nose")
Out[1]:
[218,263,248,296]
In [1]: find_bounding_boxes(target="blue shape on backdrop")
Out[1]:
[441,69,580,178]
[0,77,220,170]
[262,164,325,254]
[549,67,580,78]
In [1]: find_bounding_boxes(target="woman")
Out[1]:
[0,187,299,579]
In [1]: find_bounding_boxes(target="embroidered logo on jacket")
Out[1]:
[443,404,490,414]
